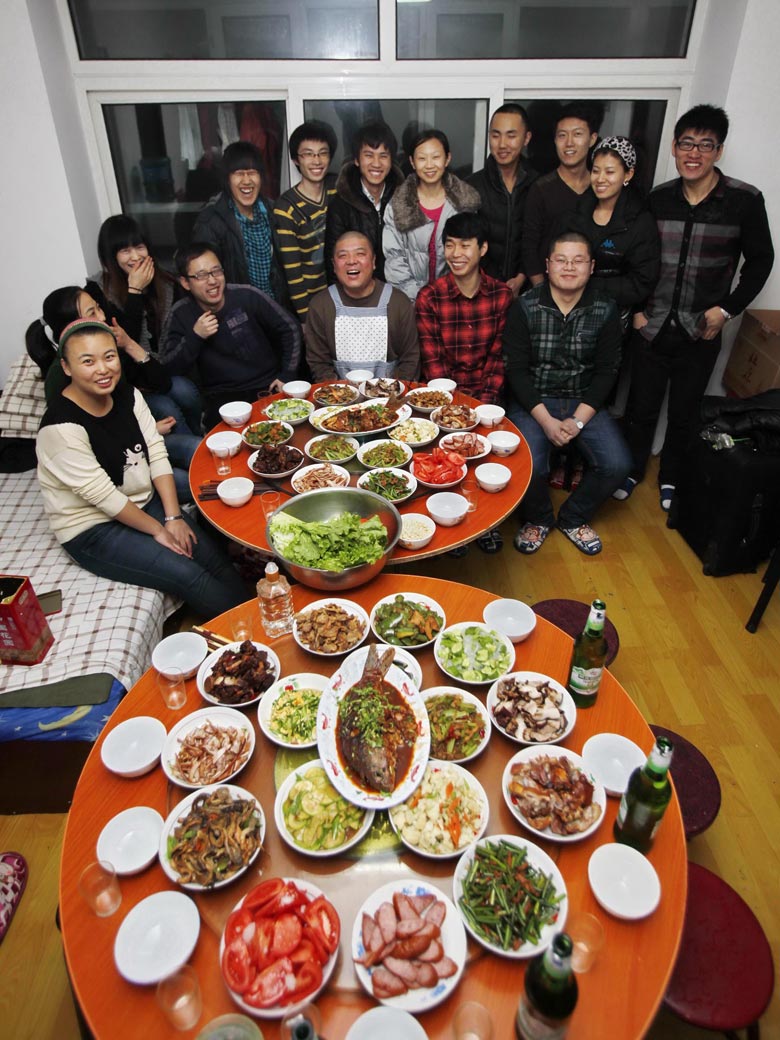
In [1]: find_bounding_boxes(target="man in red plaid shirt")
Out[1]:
[415,212,513,406]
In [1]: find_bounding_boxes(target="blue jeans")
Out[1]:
[507,398,632,528]
[144,376,202,436]
[163,431,202,504]
[63,494,247,618]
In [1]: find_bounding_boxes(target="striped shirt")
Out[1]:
[273,176,337,320]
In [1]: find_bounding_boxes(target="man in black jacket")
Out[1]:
[468,104,538,298]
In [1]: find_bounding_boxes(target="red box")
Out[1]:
[0,575,54,665]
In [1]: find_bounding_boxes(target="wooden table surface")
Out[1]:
[189,388,532,561]
[60,574,686,1039]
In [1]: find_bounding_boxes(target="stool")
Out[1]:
[664,862,774,1039]
[530,599,620,666]
[649,724,721,839]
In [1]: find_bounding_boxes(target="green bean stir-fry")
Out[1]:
[426,693,485,760]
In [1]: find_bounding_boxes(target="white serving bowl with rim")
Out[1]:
[420,685,491,764]
[439,431,491,461]
[433,620,515,686]
[426,377,457,393]
[474,404,506,428]
[388,418,439,447]
[486,670,576,745]
[345,368,374,383]
[241,420,294,450]
[406,388,453,414]
[483,598,537,643]
[425,491,469,526]
[359,377,406,399]
[291,462,351,494]
[216,476,254,508]
[257,672,330,749]
[161,706,255,790]
[206,430,243,457]
[218,401,252,427]
[196,639,281,708]
[292,597,370,656]
[246,446,304,480]
[311,383,361,407]
[304,433,360,463]
[411,457,467,490]
[488,430,521,456]
[152,632,208,680]
[474,461,511,492]
[264,398,315,426]
[431,405,479,433]
[398,512,436,550]
[357,467,417,504]
[282,379,312,399]
[356,438,413,469]
[369,591,446,651]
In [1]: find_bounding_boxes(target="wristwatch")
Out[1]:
[719,307,732,321]
[574,419,584,431]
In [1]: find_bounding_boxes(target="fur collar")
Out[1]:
[389,172,481,232]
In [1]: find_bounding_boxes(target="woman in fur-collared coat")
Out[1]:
[382,129,481,301]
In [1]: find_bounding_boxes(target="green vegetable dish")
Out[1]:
[269,511,387,571]
[308,436,357,462]
[244,421,290,446]
[269,686,322,744]
[282,765,366,851]
[362,470,411,502]
[361,443,408,468]
[458,838,563,951]
[266,399,313,421]
[426,693,486,759]
[374,594,443,647]
[437,626,512,682]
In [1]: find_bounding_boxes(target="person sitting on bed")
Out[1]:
[35,319,247,618]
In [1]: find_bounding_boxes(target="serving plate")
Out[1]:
[369,591,446,651]
[430,405,479,433]
[312,383,360,407]
[309,399,412,437]
[196,640,281,708]
[303,434,360,463]
[420,686,491,764]
[486,670,576,746]
[357,467,417,504]
[388,761,489,859]
[410,458,467,490]
[438,431,491,460]
[291,462,351,494]
[388,418,439,447]
[114,891,200,984]
[293,597,369,657]
[241,420,294,449]
[161,706,255,789]
[405,388,453,414]
[264,398,314,425]
[246,447,304,480]
[433,621,515,686]
[257,672,330,749]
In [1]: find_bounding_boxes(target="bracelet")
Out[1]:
[137,352,151,364]
[164,514,183,523]
[128,287,143,294]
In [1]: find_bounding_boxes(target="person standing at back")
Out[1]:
[468,103,538,298]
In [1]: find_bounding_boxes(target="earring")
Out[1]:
[623,179,630,186]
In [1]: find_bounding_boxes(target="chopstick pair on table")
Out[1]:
[197,478,293,502]
[191,625,233,652]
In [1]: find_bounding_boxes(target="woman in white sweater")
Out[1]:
[36,319,246,617]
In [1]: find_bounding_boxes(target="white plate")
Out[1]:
[420,686,491,764]
[303,433,360,463]
[293,598,369,657]
[389,761,489,859]
[588,843,661,920]
[389,418,439,447]
[311,383,361,407]
[502,745,607,843]
[342,643,422,690]
[345,1007,427,1040]
[114,891,200,985]
[430,405,479,432]
[241,420,294,449]
[264,398,314,425]
[274,758,375,857]
[486,671,576,746]
[257,672,330,748]
[406,388,453,414]
[159,783,264,890]
[410,458,467,490]
[356,438,413,470]
[582,732,646,797]
[162,706,255,789]
[291,462,351,493]
[369,591,446,651]
[100,716,166,778]
[359,378,406,400]
[453,834,568,958]
[317,658,430,809]
[357,467,417,504]
[220,879,338,1019]
[196,640,281,708]
[96,806,163,875]
[311,399,412,436]
[352,880,466,1012]
[246,447,304,480]
[438,431,491,459]
[434,621,515,686]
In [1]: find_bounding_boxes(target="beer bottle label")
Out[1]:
[516,1000,570,1039]
[616,797,653,831]
[568,665,603,695]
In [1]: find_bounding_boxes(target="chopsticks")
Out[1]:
[197,478,294,502]
[192,625,232,652]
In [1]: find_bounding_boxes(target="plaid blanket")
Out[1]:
[0,471,178,697]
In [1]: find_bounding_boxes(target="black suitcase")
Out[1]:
[668,439,780,576]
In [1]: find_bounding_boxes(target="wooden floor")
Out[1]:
[2,464,779,1039]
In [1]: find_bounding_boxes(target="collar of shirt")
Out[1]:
[444,270,486,299]
[361,179,385,211]
[230,197,268,225]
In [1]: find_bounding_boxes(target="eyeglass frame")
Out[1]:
[297,148,331,161]
[675,136,720,153]
[548,255,592,268]
[186,266,225,283]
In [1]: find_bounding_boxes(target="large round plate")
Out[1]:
[312,383,360,407]
[264,398,314,425]
[502,745,607,843]
[96,806,163,875]
[359,378,406,399]
[196,640,281,708]
[346,1007,427,1040]
[246,447,304,480]
[410,458,467,490]
[219,879,338,1019]
[430,405,479,432]
[357,467,416,504]
[406,388,453,414]
[389,418,439,447]
[388,761,489,859]
[291,462,351,494]
[352,880,466,1012]
[241,420,294,449]
[342,643,422,690]
[114,891,200,984]
[369,591,446,651]
[293,597,369,657]
[433,621,515,686]
[158,783,264,890]
[582,732,646,797]
[274,758,375,857]
[316,659,430,809]
[303,434,360,463]
[310,399,412,437]
[438,431,491,460]
[162,706,255,789]
[100,716,166,778]
[257,672,330,749]
[486,670,576,745]
[588,843,661,920]
[420,686,491,764]
[356,438,413,470]
[453,834,568,959]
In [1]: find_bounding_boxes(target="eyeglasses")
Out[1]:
[297,149,330,161]
[187,266,224,283]
[675,137,719,153]
[549,256,591,268]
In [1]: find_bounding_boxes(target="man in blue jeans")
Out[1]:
[504,231,631,555]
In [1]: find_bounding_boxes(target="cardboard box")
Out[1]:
[723,309,780,398]
[0,575,54,665]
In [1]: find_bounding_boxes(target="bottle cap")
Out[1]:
[265,561,279,579]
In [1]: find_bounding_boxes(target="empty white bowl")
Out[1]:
[100,716,167,778]
[488,430,521,456]
[216,476,254,507]
[206,431,243,457]
[482,599,537,643]
[399,512,437,549]
[346,369,374,383]
[588,844,661,920]
[426,492,469,527]
[152,632,208,679]
[427,378,457,393]
[282,380,312,399]
[474,462,511,492]
[475,404,506,428]
[219,401,253,427]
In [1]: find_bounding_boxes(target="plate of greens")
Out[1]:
[356,439,413,470]
[433,622,514,685]
[268,509,389,572]
[420,686,490,763]
[304,434,360,463]
[370,592,445,650]
[257,672,330,748]
[274,758,374,857]
[264,398,315,425]
[357,468,417,504]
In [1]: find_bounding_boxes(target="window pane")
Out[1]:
[102,101,287,259]
[69,0,378,60]
[397,0,695,60]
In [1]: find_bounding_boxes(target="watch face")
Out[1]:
[575,420,584,430]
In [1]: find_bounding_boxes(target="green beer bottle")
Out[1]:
[566,599,608,707]
[516,932,578,1039]
[613,736,674,853]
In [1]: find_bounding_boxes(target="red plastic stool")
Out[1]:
[531,599,619,666]
[649,725,721,839]
[664,862,774,1038]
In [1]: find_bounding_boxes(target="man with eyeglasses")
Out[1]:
[504,231,631,556]
[274,121,339,322]
[620,103,774,512]
[161,243,301,429]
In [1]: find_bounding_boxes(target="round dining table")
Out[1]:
[189,388,532,561]
[59,574,686,1039]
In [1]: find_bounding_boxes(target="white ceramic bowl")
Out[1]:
[97,806,164,876]
[152,632,208,679]
[196,640,281,708]
[369,591,446,651]
[488,430,521,456]
[216,476,254,507]
[438,432,491,461]
[399,512,436,550]
[345,368,374,383]
[421,686,491,764]
[282,379,312,399]
[219,401,253,427]
[487,671,576,745]
[483,599,537,643]
[426,492,469,527]
[474,404,506,428]
[293,597,369,656]
[588,843,661,920]
[427,378,457,393]
[406,388,453,414]
[503,746,606,842]
[474,462,511,492]
[206,430,243,457]
[100,716,167,778]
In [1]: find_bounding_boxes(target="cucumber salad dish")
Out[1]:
[434,623,514,684]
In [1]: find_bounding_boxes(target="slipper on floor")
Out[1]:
[613,477,637,501]
[476,528,503,554]
[659,484,675,512]
[0,852,28,945]
[447,544,470,558]
[558,523,603,556]
[513,522,551,555]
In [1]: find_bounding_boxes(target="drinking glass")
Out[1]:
[210,447,232,476]
[156,965,202,1031]
[157,666,187,709]
[568,911,605,973]
[452,1000,493,1040]
[78,860,121,916]
[231,615,254,642]
[261,491,280,518]
[461,479,478,512]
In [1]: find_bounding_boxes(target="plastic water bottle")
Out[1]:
[257,561,294,638]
